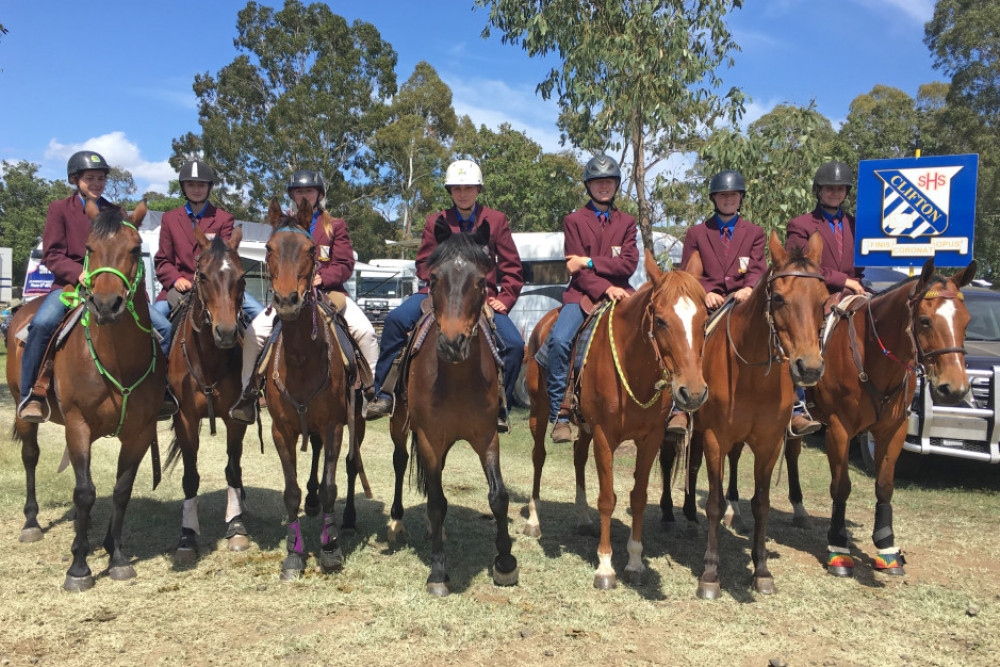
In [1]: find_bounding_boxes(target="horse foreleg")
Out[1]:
[16,422,43,543]
[524,374,549,539]
[64,418,96,592]
[174,412,201,561]
[697,430,724,599]
[304,433,323,517]
[319,424,345,574]
[724,444,744,532]
[824,421,855,577]
[419,435,449,596]
[574,431,596,536]
[658,432,678,529]
[480,433,518,587]
[103,426,152,583]
[387,417,410,546]
[342,447,359,535]
[223,421,250,551]
[784,436,811,528]
[273,426,305,581]
[682,434,703,527]
[871,422,908,576]
[591,426,617,590]
[749,439,781,595]
[624,434,660,585]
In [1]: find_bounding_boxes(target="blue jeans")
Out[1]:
[373,293,525,409]
[545,303,585,424]
[19,289,69,402]
[242,292,265,320]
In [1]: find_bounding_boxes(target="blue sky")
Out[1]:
[0,0,941,195]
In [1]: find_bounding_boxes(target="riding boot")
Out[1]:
[365,393,393,421]
[229,382,260,425]
[158,387,179,422]
[16,395,48,424]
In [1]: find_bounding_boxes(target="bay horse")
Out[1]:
[165,226,250,560]
[5,201,166,591]
[263,198,358,580]
[681,231,830,599]
[523,250,709,589]
[719,258,975,577]
[387,218,518,596]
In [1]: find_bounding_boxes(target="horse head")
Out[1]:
[911,257,976,404]
[428,217,492,363]
[83,200,147,325]
[192,225,245,348]
[767,231,828,387]
[645,250,709,412]
[266,197,316,322]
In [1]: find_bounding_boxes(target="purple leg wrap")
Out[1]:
[322,513,335,545]
[287,519,304,554]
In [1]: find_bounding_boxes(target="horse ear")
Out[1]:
[84,199,100,222]
[434,215,452,245]
[130,200,147,228]
[644,248,662,282]
[230,226,243,252]
[473,220,491,247]
[193,224,211,250]
[919,257,936,287]
[768,230,786,265]
[296,198,312,231]
[952,259,977,288]
[804,231,823,265]
[268,198,283,226]
[682,249,703,279]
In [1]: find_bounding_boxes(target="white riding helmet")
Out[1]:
[445,160,483,187]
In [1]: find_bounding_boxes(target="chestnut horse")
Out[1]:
[523,250,709,589]
[262,199,356,580]
[719,258,975,577]
[682,231,830,599]
[5,201,166,591]
[165,227,250,560]
[387,219,518,596]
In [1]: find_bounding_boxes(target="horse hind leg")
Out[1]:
[304,433,323,517]
[387,428,410,546]
[223,423,250,552]
[523,362,548,539]
[658,433,678,530]
[480,436,518,587]
[574,432,598,537]
[15,422,44,542]
[341,450,359,536]
[319,425,345,574]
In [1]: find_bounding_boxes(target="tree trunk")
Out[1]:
[631,117,653,251]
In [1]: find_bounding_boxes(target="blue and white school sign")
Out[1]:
[855,154,978,268]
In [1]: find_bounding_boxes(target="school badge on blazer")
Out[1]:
[318,246,331,261]
[738,256,749,273]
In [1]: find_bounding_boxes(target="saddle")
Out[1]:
[23,302,87,401]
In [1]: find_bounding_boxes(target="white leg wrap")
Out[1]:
[595,551,615,578]
[182,498,200,534]
[225,486,244,523]
[625,538,644,574]
[525,497,540,533]
[878,546,901,555]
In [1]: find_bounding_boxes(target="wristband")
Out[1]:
[587,258,594,269]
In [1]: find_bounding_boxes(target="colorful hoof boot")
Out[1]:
[873,549,906,576]
[826,548,855,577]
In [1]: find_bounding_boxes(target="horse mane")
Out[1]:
[659,268,707,302]
[873,273,948,299]
[91,207,125,237]
[427,230,493,271]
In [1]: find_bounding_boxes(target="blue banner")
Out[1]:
[855,154,978,268]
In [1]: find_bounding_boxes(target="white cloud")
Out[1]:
[44,132,175,195]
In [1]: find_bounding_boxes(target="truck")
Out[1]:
[352,258,419,329]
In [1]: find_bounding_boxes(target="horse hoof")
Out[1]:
[623,568,643,586]
[279,568,303,582]
[827,565,854,578]
[227,535,250,552]
[593,573,617,590]
[522,522,541,539]
[19,527,43,543]
[387,521,406,545]
[173,547,198,565]
[792,515,812,530]
[696,580,721,600]
[320,548,344,573]
[493,564,519,587]
[753,576,776,595]
[109,565,137,581]
[877,566,906,577]
[64,574,95,592]
[426,582,450,597]
[304,501,320,518]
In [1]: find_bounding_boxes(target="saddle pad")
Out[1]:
[535,301,611,371]
[54,305,87,349]
[821,294,871,352]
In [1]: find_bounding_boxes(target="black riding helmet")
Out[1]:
[67,150,110,180]
[287,169,326,196]
[813,161,853,198]
[583,154,621,201]
[178,160,215,184]
[708,170,746,214]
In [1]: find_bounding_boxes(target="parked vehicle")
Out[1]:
[352,259,418,328]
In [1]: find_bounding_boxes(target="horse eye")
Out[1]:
[771,294,786,308]
[131,245,141,255]
[85,244,93,253]
[919,316,932,328]
[477,277,486,289]
[655,316,667,329]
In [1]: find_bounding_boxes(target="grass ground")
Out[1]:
[0,366,998,666]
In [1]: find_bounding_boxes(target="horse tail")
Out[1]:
[409,431,428,497]
[163,433,182,474]
[10,422,24,447]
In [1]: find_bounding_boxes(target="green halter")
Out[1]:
[59,220,158,437]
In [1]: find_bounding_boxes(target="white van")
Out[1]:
[352,258,419,328]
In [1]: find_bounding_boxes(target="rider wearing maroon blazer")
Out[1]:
[547,154,639,443]
[366,159,525,431]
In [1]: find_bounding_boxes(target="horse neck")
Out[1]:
[727,279,772,356]
[610,288,660,375]
[867,283,917,364]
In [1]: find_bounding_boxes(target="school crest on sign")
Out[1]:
[875,166,963,238]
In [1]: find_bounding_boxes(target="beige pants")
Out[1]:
[241,297,378,390]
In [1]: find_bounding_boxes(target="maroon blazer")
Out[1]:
[154,204,235,301]
[312,213,355,295]
[681,215,766,296]
[561,205,639,306]
[42,194,119,289]
[415,206,523,312]
[786,206,864,291]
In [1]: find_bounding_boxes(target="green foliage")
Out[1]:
[0,162,71,287]
[144,196,188,212]
[478,0,745,248]
[372,62,457,237]
[840,85,923,164]
[172,0,398,214]
[105,166,138,204]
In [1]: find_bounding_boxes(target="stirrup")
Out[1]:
[17,395,50,424]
